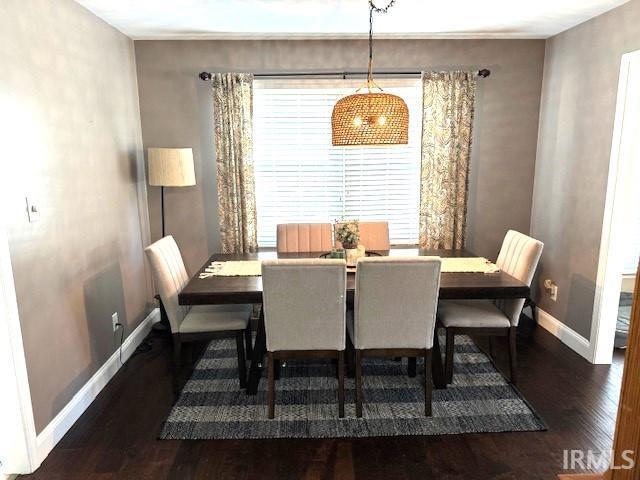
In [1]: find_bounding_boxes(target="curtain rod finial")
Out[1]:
[199,72,212,81]
[478,69,490,78]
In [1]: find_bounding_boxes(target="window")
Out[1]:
[253,79,423,247]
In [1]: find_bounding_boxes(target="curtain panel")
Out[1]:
[419,71,477,250]
[212,73,258,254]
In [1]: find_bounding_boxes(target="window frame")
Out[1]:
[253,78,423,248]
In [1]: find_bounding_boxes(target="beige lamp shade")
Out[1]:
[147,148,196,187]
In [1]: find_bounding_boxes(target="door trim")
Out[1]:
[590,49,640,364]
[0,223,38,474]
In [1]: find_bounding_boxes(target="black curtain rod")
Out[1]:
[198,69,490,81]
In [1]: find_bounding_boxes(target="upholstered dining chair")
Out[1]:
[348,256,442,417]
[438,230,544,385]
[261,259,347,419]
[335,221,390,251]
[276,223,334,253]
[145,236,253,393]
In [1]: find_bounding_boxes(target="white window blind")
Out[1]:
[253,79,423,247]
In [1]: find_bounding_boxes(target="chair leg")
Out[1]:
[530,300,537,323]
[346,336,355,378]
[445,329,455,384]
[172,334,182,395]
[424,349,433,417]
[355,350,363,418]
[408,357,417,377]
[267,352,275,419]
[337,351,345,418]
[508,326,518,384]
[236,331,247,389]
[274,360,281,380]
[244,325,253,359]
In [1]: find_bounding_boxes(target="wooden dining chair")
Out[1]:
[334,221,390,251]
[438,230,544,385]
[261,258,347,419]
[348,256,442,417]
[145,236,253,393]
[276,223,334,253]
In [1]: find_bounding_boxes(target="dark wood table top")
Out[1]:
[178,248,530,305]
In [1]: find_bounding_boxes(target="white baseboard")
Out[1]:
[537,308,592,361]
[34,308,160,467]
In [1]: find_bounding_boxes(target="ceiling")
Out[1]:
[75,0,629,40]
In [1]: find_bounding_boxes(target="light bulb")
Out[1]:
[377,116,387,126]
[353,116,363,127]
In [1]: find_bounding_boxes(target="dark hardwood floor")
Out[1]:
[21,320,625,480]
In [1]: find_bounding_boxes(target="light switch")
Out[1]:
[26,196,40,222]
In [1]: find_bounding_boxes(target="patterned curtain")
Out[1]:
[419,71,477,249]
[212,73,258,254]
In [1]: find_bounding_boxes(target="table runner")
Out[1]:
[199,257,499,278]
[441,257,500,273]
[199,261,262,278]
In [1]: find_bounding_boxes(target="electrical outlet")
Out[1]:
[112,312,120,332]
[543,279,558,302]
[26,196,40,222]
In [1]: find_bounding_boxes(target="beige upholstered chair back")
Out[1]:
[144,236,191,333]
[494,230,544,326]
[261,259,347,352]
[276,223,334,253]
[353,257,441,349]
[334,221,390,250]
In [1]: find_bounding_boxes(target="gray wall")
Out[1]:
[134,39,545,274]
[531,0,640,338]
[1,0,151,433]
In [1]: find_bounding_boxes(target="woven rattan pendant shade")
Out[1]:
[331,91,408,146]
[331,0,408,146]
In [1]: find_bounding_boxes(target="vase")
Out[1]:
[344,246,365,266]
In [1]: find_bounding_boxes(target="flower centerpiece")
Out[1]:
[335,220,360,249]
[335,220,365,266]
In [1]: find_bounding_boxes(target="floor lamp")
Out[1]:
[147,147,196,333]
[147,148,196,238]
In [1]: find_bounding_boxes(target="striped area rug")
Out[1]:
[160,335,545,439]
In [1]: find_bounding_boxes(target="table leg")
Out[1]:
[246,307,266,395]
[431,330,446,389]
[408,357,417,377]
[346,336,355,378]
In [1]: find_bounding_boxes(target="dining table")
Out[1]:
[178,248,530,394]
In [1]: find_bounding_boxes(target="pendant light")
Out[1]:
[332,0,408,146]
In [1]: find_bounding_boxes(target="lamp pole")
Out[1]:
[161,185,165,238]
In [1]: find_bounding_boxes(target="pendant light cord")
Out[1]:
[367,0,396,91]
[369,0,396,13]
[368,4,373,85]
